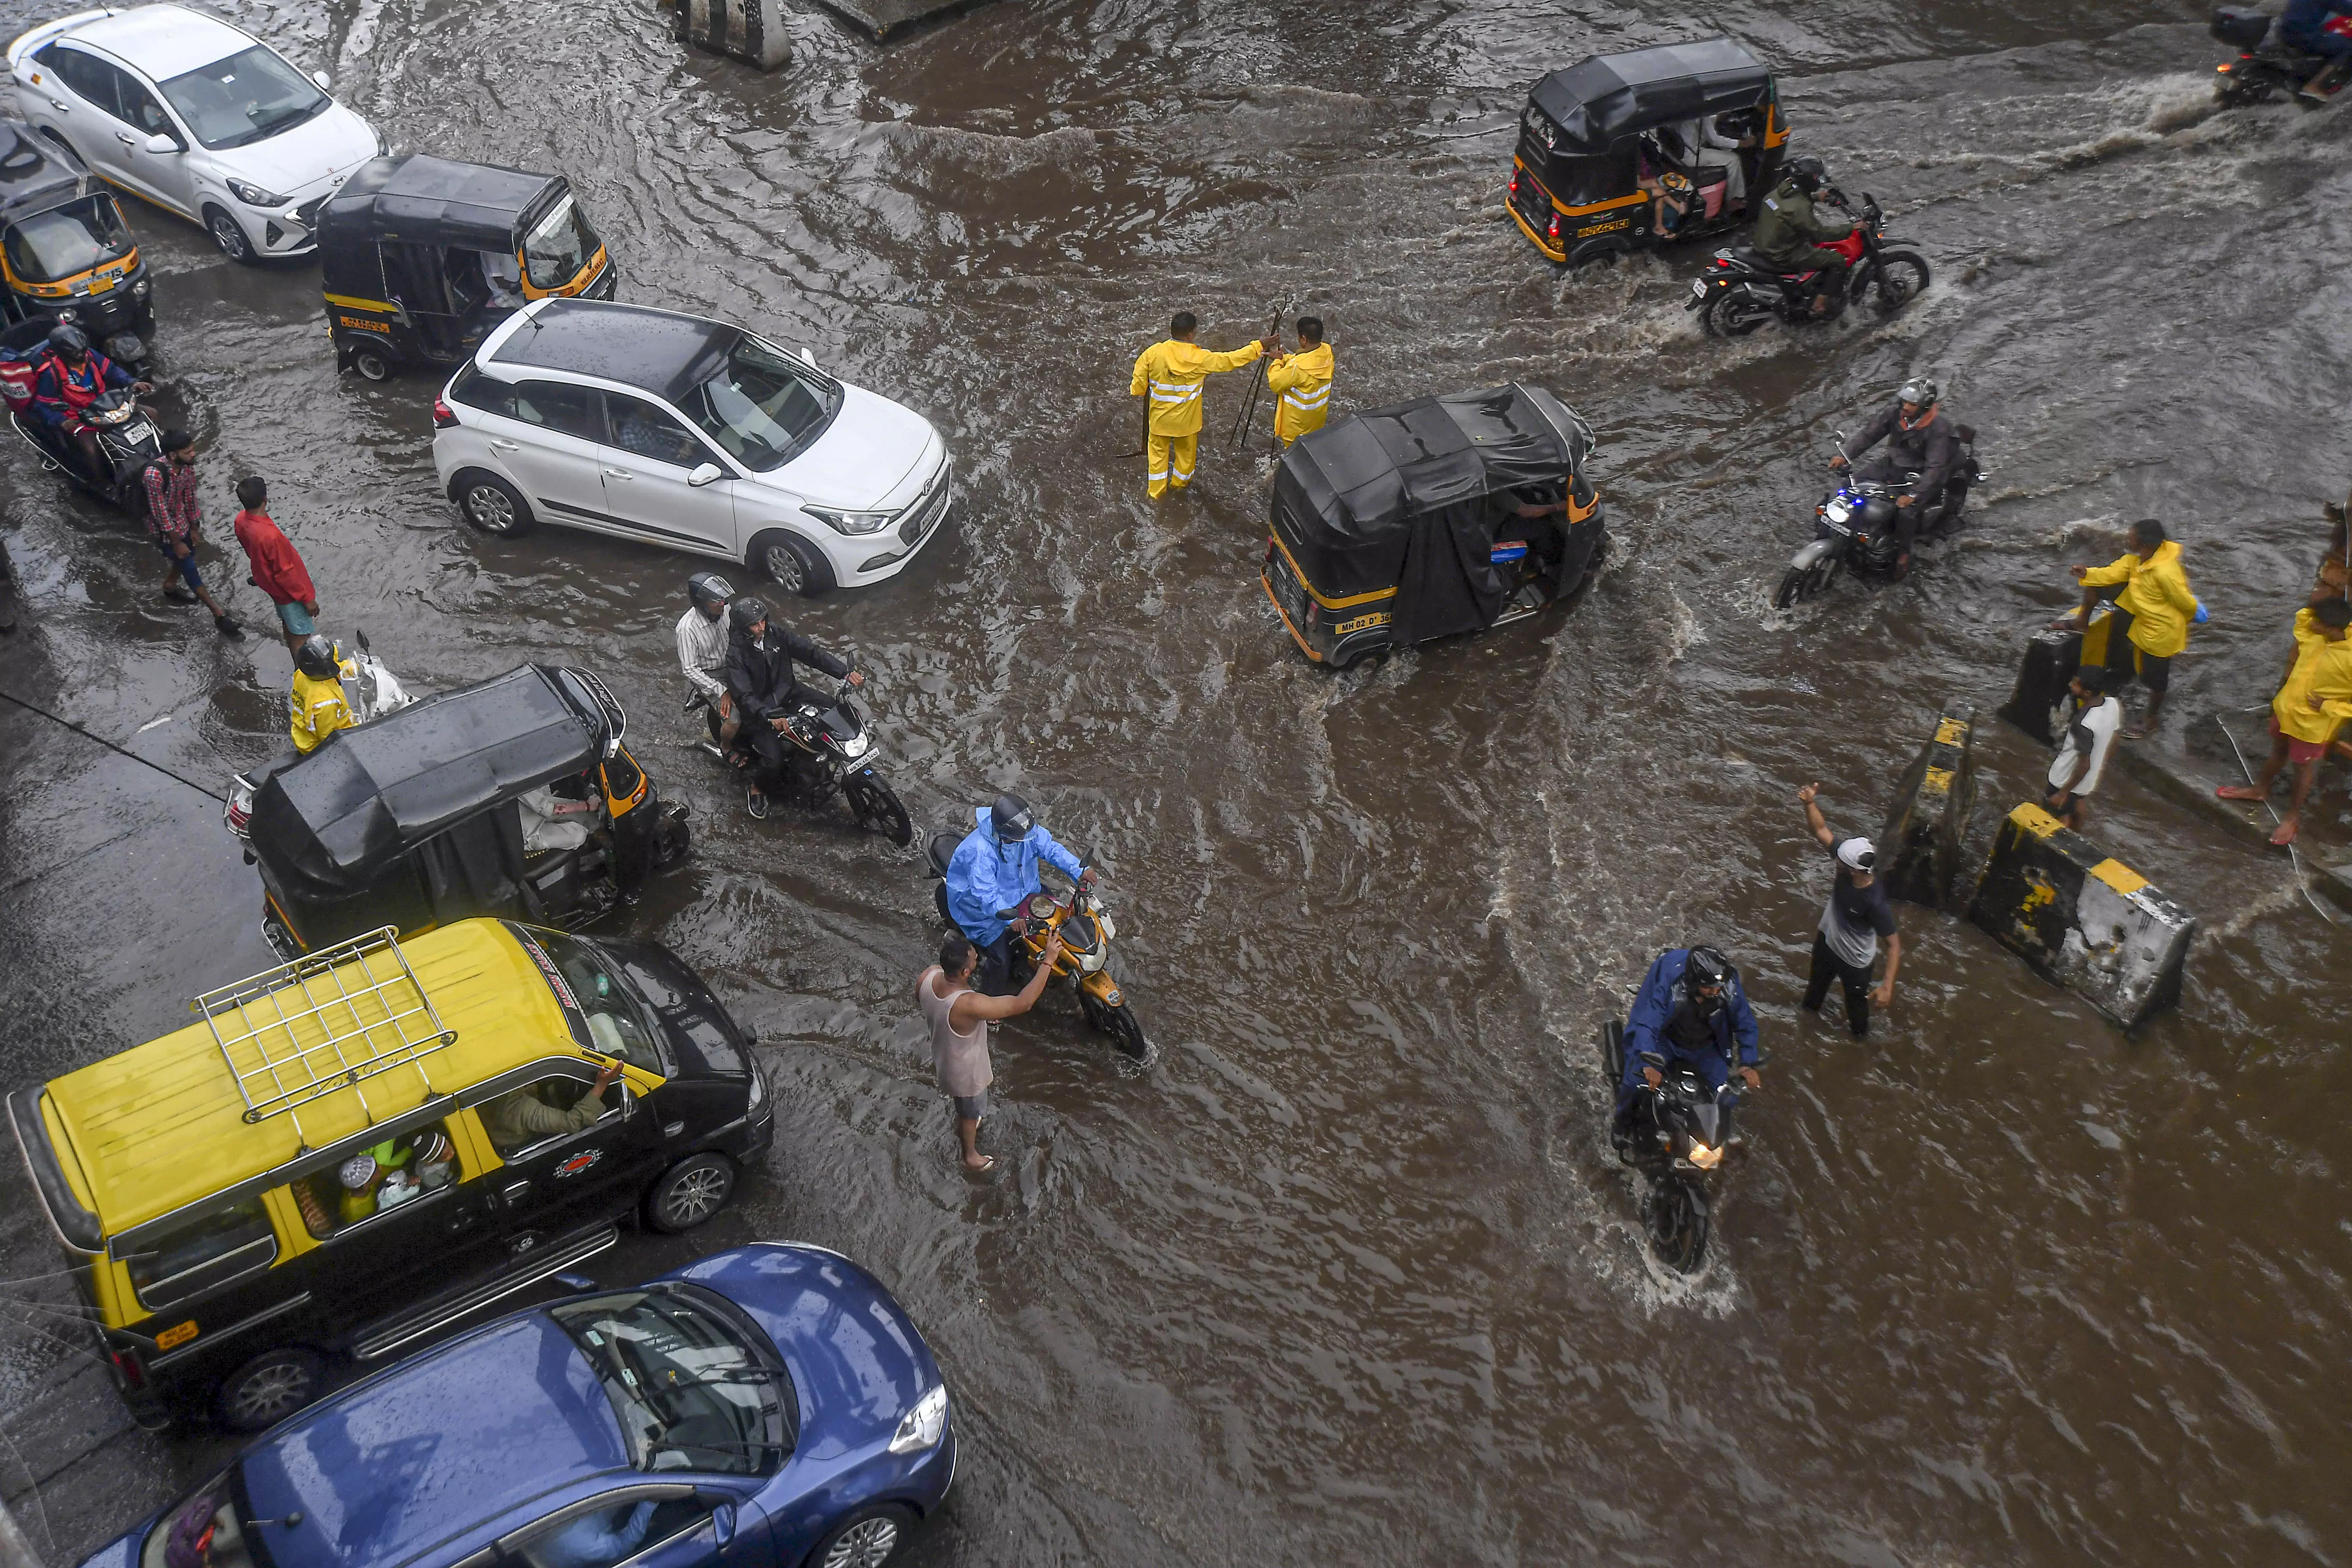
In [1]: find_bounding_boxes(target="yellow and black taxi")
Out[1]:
[0,113,152,365]
[1261,383,1605,669]
[317,153,615,382]
[1507,36,1787,270]
[6,919,774,1430]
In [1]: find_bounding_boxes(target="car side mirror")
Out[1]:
[710,1504,736,1546]
[311,69,332,89]
[686,462,724,488]
[144,133,178,155]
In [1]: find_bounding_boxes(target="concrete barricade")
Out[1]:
[1879,707,1977,909]
[809,0,988,39]
[1998,608,2118,745]
[677,0,789,70]
[1965,803,2194,1029]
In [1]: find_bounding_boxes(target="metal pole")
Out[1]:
[0,1494,46,1568]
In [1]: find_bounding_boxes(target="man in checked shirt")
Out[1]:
[142,429,243,638]
[677,570,738,754]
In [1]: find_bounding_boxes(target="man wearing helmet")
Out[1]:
[721,595,861,819]
[1750,155,1854,317]
[1831,377,1965,577]
[28,324,150,478]
[943,793,1096,995]
[1613,944,1762,1149]
[290,634,355,754]
[676,572,738,754]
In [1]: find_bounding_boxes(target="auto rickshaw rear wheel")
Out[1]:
[351,344,393,382]
[217,1346,325,1431]
[750,529,833,597]
[455,470,536,537]
[647,1152,735,1233]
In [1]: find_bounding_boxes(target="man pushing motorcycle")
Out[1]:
[1613,946,1761,1153]
[944,793,1095,995]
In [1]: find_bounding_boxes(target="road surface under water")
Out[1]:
[3,0,2351,1562]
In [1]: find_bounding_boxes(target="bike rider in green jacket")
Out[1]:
[1752,156,1855,318]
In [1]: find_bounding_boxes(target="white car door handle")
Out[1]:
[49,99,70,112]
[602,469,634,481]
[115,131,137,146]
[488,438,519,452]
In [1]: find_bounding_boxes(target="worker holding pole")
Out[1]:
[1264,317,1334,448]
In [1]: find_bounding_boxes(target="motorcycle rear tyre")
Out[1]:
[1646,1179,1710,1273]
[1855,250,1931,316]
[844,769,913,846]
[1701,288,1773,339]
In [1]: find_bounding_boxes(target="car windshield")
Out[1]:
[532,929,665,1073]
[159,45,329,151]
[552,1286,794,1476]
[138,1470,264,1568]
[2,195,132,283]
[522,194,600,291]
[675,336,837,472]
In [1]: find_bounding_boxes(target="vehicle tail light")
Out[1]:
[109,1346,146,1390]
[1546,212,1561,242]
[1509,171,1520,196]
[431,398,458,430]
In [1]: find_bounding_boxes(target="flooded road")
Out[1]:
[5,0,2352,1562]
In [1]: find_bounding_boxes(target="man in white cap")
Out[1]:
[1797,782,1902,1037]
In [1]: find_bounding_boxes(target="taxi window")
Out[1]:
[525,929,663,1073]
[480,1074,620,1158]
[124,1197,277,1311]
[291,1120,462,1241]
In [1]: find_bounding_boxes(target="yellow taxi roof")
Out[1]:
[45,920,570,1237]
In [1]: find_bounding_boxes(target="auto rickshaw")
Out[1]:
[0,114,151,365]
[1260,383,1607,670]
[317,153,615,382]
[1507,36,1788,269]
[232,664,688,956]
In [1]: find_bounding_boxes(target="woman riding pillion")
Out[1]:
[943,794,1095,995]
[1612,946,1762,1154]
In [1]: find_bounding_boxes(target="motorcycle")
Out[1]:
[1601,1015,1756,1274]
[1689,192,1931,338]
[1774,434,1986,608]
[2211,6,2351,106]
[8,384,163,513]
[690,675,912,845]
[223,631,416,839]
[924,831,1149,1062]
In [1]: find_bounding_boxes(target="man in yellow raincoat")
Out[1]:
[1265,318,1334,447]
[2059,518,2200,737]
[1128,313,1274,497]
[2217,598,2352,846]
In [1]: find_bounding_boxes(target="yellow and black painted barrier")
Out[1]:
[676,0,788,68]
[1998,608,2118,745]
[1878,707,1977,910]
[1965,803,2194,1029]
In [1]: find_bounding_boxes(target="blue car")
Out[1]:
[77,1245,953,1568]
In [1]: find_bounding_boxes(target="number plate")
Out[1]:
[123,420,154,441]
[1689,279,1708,298]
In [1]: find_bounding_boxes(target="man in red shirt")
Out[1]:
[231,475,320,655]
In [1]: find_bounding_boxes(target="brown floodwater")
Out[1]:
[4,0,2351,1562]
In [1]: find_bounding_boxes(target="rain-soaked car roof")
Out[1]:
[490,298,742,404]
[1527,36,1773,154]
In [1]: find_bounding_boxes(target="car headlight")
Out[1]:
[887,1384,948,1454]
[804,505,895,536]
[745,1060,765,1108]
[225,178,288,208]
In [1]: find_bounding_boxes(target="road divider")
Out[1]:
[1879,706,1978,910]
[676,0,789,69]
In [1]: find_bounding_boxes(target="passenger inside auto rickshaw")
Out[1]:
[520,774,603,856]
[1639,115,1765,235]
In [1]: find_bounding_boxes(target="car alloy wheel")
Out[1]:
[762,538,806,592]
[650,1152,735,1233]
[206,208,253,264]
[818,1516,902,1568]
[219,1348,323,1430]
[466,484,514,532]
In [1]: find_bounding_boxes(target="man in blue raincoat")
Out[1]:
[945,793,1093,994]
[1613,945,1762,1147]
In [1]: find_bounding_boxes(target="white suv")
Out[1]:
[6,5,380,263]
[432,297,952,596]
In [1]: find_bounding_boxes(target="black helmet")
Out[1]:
[295,633,340,681]
[1682,945,1733,1008]
[990,793,1034,844]
[687,571,734,615]
[1784,156,1827,195]
[46,323,89,357]
[730,595,768,634]
[1897,377,1939,411]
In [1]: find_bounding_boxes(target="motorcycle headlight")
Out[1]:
[839,732,871,759]
[225,178,289,208]
[1825,500,1852,523]
[804,504,895,536]
[1688,1143,1723,1171]
[887,1384,948,1454]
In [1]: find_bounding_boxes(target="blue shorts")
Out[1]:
[276,601,316,636]
[152,535,201,589]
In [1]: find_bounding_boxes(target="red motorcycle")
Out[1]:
[1688,192,1930,338]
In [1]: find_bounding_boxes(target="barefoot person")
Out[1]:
[917,927,1063,1172]
[2217,598,2352,846]
[2044,666,2121,831]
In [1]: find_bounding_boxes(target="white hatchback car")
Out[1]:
[433,297,952,595]
[6,4,379,263]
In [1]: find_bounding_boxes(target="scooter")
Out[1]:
[1690,192,1931,338]
[690,675,912,845]
[2211,6,2351,106]
[924,830,1149,1062]
[223,632,415,838]
[7,384,163,513]
[1601,1016,1756,1274]
[1774,435,1984,608]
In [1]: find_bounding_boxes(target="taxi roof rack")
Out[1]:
[193,926,458,1139]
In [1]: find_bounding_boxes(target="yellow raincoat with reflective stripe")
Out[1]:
[1130,339,1263,438]
[1267,343,1334,444]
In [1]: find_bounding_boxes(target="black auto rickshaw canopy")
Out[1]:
[319,153,572,289]
[1272,383,1595,646]
[249,665,625,944]
[0,116,144,335]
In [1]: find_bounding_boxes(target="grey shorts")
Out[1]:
[951,1092,987,1121]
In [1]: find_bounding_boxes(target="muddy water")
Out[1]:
[4,0,2352,1561]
